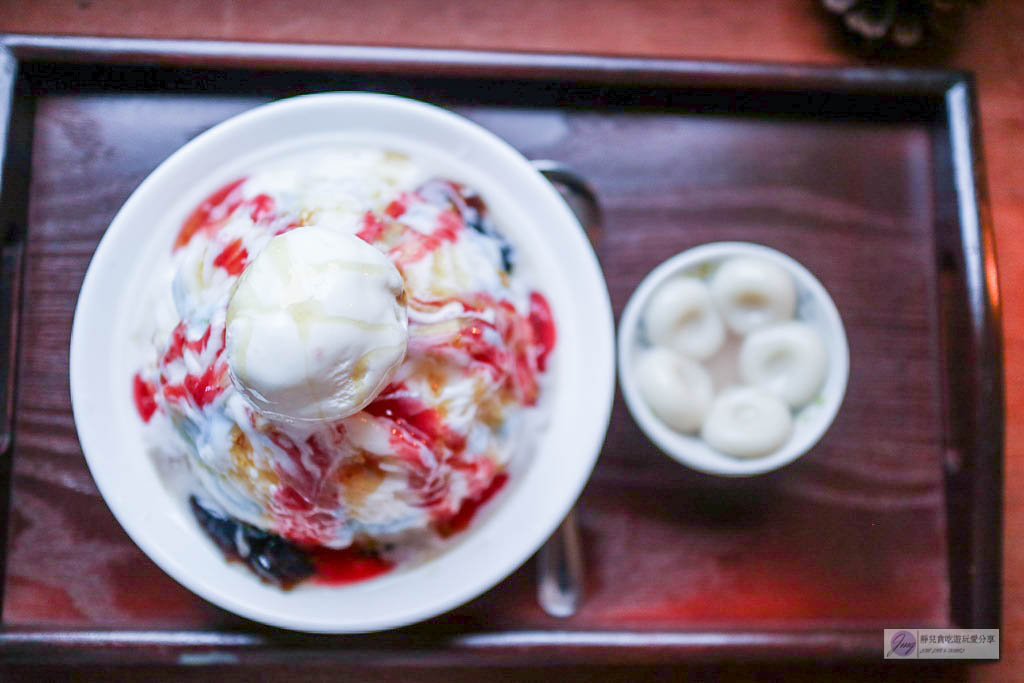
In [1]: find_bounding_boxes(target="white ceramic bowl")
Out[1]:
[618,242,849,477]
[70,93,615,632]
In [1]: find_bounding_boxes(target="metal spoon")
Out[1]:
[531,160,602,618]
[536,507,586,617]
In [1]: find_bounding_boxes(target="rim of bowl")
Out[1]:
[617,241,849,477]
[70,92,615,632]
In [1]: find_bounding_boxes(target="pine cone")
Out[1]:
[822,0,978,51]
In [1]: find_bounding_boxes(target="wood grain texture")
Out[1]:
[0,0,1020,680]
[2,69,956,646]
[0,1,837,62]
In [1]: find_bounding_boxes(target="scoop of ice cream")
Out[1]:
[225,226,408,423]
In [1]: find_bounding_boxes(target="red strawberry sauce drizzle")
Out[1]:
[162,322,211,366]
[312,470,508,584]
[361,208,463,268]
[437,471,508,537]
[266,428,345,547]
[174,178,282,254]
[528,291,556,372]
[149,320,231,414]
[364,388,467,454]
[212,237,249,276]
[356,185,464,268]
[356,211,389,243]
[134,321,226,421]
[132,373,158,422]
[264,386,505,585]
[140,175,556,587]
[248,193,275,222]
[182,363,228,409]
[310,546,394,585]
[362,385,462,511]
[174,177,247,249]
[408,291,554,407]
[384,191,416,219]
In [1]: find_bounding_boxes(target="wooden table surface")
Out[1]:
[0,1,1019,680]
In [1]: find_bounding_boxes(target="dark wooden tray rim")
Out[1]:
[0,34,1002,665]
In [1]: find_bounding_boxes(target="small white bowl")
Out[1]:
[70,93,615,632]
[618,242,849,477]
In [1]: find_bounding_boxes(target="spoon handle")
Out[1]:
[536,508,585,618]
[531,160,600,618]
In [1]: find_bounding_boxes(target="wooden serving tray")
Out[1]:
[0,35,1001,665]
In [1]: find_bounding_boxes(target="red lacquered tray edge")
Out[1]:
[0,34,1002,665]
